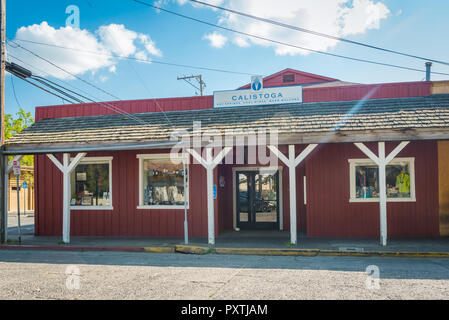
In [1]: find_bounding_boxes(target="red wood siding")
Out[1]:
[303,81,432,103]
[35,142,440,238]
[239,68,338,89]
[35,95,214,121]
[35,82,431,121]
[35,149,216,237]
[305,141,440,238]
[217,145,305,233]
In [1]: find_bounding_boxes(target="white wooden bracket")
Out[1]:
[187,147,232,246]
[268,144,318,245]
[46,153,86,244]
[354,142,409,246]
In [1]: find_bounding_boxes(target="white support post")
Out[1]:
[378,143,387,246]
[288,146,297,245]
[187,147,232,246]
[206,151,215,246]
[268,144,318,245]
[46,152,86,244]
[62,154,70,244]
[4,155,24,241]
[354,141,409,246]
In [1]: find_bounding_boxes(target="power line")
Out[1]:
[32,77,86,103]
[12,38,256,76]
[16,75,77,104]
[189,0,449,67]
[83,0,174,127]
[6,50,154,126]
[7,38,122,100]
[32,75,93,103]
[132,0,449,77]
[10,74,22,108]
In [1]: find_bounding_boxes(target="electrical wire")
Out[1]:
[17,76,77,104]
[7,38,122,100]
[6,50,153,126]
[80,0,174,126]
[32,75,93,103]
[10,75,22,108]
[32,77,86,103]
[189,0,449,67]
[132,0,449,77]
[12,38,256,76]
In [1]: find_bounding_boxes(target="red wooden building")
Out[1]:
[3,68,449,245]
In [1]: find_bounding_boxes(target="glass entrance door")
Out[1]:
[236,170,279,230]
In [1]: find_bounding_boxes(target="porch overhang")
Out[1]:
[3,127,449,156]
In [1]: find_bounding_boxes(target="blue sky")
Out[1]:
[5,0,449,117]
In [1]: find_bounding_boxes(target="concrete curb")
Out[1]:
[144,246,175,253]
[175,245,211,254]
[214,247,319,256]
[1,244,449,258]
[214,247,449,258]
[0,244,173,253]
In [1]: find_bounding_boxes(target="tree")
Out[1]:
[5,108,34,182]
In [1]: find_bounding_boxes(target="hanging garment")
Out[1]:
[395,173,410,194]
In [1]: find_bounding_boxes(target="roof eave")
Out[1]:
[3,127,449,155]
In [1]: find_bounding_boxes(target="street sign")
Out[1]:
[12,160,21,176]
[23,182,27,189]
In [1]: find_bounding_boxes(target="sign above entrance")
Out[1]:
[213,84,303,108]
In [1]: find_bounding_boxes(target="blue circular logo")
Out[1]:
[252,79,262,91]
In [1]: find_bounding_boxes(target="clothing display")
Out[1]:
[395,172,410,194]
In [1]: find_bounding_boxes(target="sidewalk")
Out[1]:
[2,230,449,258]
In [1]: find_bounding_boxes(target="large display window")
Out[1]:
[349,158,415,202]
[70,157,113,209]
[137,154,189,209]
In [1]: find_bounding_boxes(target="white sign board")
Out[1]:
[12,160,21,176]
[213,85,303,108]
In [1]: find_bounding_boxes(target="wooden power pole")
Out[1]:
[0,0,6,244]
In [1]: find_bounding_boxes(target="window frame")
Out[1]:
[70,156,113,211]
[137,153,190,210]
[348,157,416,203]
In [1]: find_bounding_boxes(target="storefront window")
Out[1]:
[349,158,415,202]
[70,157,112,208]
[138,154,189,209]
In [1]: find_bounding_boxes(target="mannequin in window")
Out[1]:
[396,167,410,197]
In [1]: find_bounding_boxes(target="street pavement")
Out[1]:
[0,249,448,300]
[7,215,34,236]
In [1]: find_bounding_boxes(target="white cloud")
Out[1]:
[203,31,228,48]
[138,34,163,57]
[11,21,163,80]
[233,37,250,47]
[178,0,390,56]
[97,24,138,56]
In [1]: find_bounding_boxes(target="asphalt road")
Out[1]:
[0,250,448,300]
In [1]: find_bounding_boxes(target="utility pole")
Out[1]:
[177,75,206,96]
[0,0,6,244]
